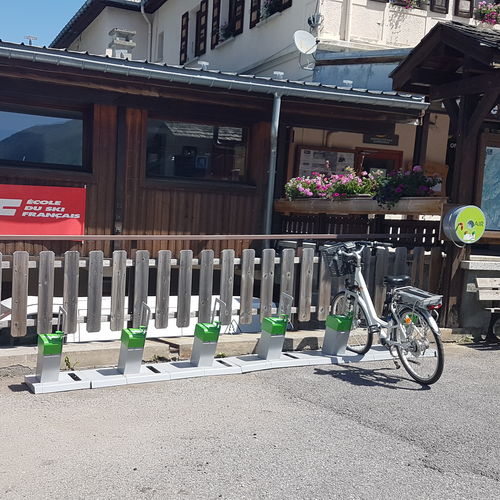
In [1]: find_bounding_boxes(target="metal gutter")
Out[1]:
[0,43,428,110]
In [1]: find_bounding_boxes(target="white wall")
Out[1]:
[321,0,476,49]
[152,0,319,79]
[69,7,149,61]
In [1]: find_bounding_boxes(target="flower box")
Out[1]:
[274,197,448,217]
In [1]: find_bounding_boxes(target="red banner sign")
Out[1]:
[0,184,86,236]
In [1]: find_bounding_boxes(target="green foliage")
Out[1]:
[373,165,438,208]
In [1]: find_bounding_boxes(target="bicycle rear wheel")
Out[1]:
[331,292,373,354]
[396,308,444,385]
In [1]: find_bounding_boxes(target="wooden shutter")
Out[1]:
[282,0,293,9]
[195,0,208,57]
[454,0,473,18]
[211,0,221,49]
[180,11,189,65]
[430,0,448,14]
[250,0,260,28]
[234,0,245,35]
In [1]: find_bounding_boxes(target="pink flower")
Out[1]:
[412,165,423,173]
[334,193,340,197]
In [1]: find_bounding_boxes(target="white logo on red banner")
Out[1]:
[0,185,86,235]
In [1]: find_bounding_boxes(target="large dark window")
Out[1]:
[146,120,247,182]
[0,107,84,170]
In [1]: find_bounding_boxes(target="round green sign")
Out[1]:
[443,205,486,244]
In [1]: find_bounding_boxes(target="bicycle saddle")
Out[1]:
[384,275,410,287]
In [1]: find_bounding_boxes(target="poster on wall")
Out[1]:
[0,184,86,235]
[297,147,355,177]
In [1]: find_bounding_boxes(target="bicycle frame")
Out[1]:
[341,250,440,344]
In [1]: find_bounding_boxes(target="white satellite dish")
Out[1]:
[293,30,318,55]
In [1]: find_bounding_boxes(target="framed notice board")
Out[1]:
[296,146,355,177]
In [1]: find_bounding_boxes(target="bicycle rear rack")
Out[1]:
[394,286,442,309]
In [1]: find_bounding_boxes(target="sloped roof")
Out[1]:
[391,22,500,95]
[0,40,428,112]
[51,0,142,49]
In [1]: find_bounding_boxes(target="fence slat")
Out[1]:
[110,250,127,331]
[240,249,255,325]
[298,248,314,322]
[260,249,275,321]
[374,247,389,314]
[280,248,295,317]
[317,252,331,321]
[63,251,80,334]
[428,247,442,293]
[394,247,408,275]
[133,250,150,328]
[362,247,373,295]
[11,251,29,337]
[155,250,171,329]
[177,250,193,328]
[198,250,214,323]
[220,249,235,326]
[37,251,55,334]
[411,247,425,288]
[87,251,104,333]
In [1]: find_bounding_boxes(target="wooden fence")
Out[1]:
[0,245,444,341]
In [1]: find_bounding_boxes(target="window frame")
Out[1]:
[250,0,293,29]
[454,0,473,18]
[0,103,90,173]
[145,116,250,185]
[430,0,449,14]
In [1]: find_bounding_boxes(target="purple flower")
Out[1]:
[395,186,404,194]
[412,165,423,173]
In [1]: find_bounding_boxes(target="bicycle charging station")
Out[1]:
[25,293,399,394]
[25,308,91,393]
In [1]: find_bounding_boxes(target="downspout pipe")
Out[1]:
[263,93,282,241]
[344,0,353,42]
[141,0,152,62]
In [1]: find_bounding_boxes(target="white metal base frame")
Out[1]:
[24,373,91,394]
[24,345,404,394]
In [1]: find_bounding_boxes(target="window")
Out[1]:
[0,107,84,170]
[430,0,449,13]
[156,31,164,62]
[180,12,189,64]
[195,0,209,58]
[250,0,292,28]
[213,0,245,47]
[481,146,500,230]
[454,0,473,17]
[146,120,248,183]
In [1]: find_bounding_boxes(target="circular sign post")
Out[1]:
[442,205,486,244]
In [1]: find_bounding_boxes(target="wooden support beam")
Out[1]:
[430,71,500,101]
[443,99,459,132]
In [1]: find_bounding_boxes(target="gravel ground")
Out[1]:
[0,343,499,500]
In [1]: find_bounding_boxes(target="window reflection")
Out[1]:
[0,109,83,168]
[482,146,500,231]
[146,120,247,182]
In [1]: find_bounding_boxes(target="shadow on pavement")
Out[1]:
[313,365,431,391]
[8,383,30,393]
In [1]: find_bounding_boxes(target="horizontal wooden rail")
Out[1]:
[0,233,431,241]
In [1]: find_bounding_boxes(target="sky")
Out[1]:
[0,0,85,47]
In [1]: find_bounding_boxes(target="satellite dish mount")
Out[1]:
[293,30,318,71]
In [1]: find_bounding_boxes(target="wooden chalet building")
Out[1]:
[0,40,428,257]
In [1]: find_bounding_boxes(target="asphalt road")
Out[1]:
[0,343,499,500]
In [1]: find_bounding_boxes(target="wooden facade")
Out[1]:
[0,42,425,258]
[391,21,500,325]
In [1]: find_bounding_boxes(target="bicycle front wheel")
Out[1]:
[396,308,444,385]
[331,292,372,354]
